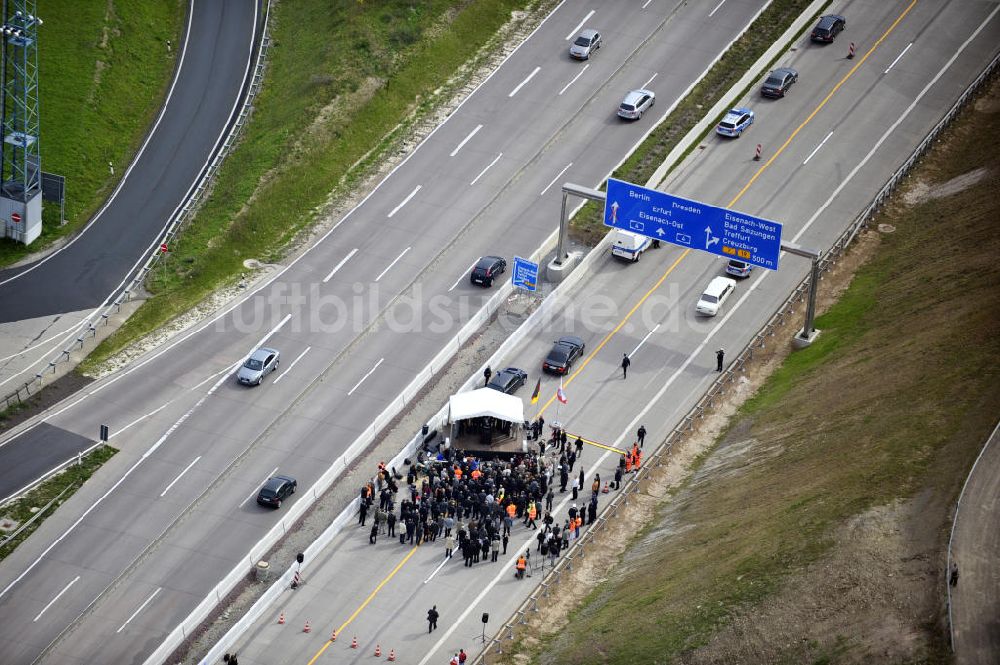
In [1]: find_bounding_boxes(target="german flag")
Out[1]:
[530,378,541,404]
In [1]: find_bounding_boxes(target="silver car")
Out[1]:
[617,89,655,120]
[569,29,601,60]
[237,347,280,385]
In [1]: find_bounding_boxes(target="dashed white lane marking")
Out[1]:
[565,10,595,40]
[375,247,411,282]
[323,248,358,283]
[884,42,913,74]
[116,587,161,633]
[540,163,573,196]
[450,124,483,157]
[347,358,384,396]
[559,64,589,95]
[273,346,311,385]
[802,130,833,165]
[34,575,80,622]
[160,456,202,498]
[470,153,502,185]
[387,185,421,218]
[509,66,541,98]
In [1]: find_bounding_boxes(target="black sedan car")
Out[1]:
[543,336,585,374]
[470,256,507,287]
[760,67,798,98]
[811,14,845,43]
[486,367,528,394]
[256,475,297,508]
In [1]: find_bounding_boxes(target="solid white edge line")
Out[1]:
[793,3,1000,245]
[559,64,590,95]
[347,358,384,396]
[565,9,596,41]
[642,72,658,89]
[540,163,573,196]
[112,402,171,439]
[450,124,483,157]
[470,153,503,185]
[709,0,727,18]
[117,587,162,634]
[387,185,422,218]
[629,323,661,357]
[240,466,279,508]
[273,346,311,385]
[160,455,202,498]
[802,130,834,165]
[885,41,914,74]
[508,66,541,98]
[449,260,479,292]
[375,247,411,282]
[323,248,359,283]
[33,575,80,622]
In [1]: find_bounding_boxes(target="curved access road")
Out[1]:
[0,0,260,322]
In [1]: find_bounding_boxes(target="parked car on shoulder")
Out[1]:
[543,336,585,374]
[617,89,655,120]
[470,255,507,288]
[569,29,601,60]
[487,367,529,394]
[696,276,737,316]
[256,475,297,508]
[716,107,754,138]
[760,67,798,98]
[811,14,846,43]
[237,347,280,386]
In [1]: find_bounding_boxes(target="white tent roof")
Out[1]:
[448,388,524,424]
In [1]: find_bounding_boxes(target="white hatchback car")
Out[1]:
[617,89,655,120]
[696,276,737,316]
[569,29,601,60]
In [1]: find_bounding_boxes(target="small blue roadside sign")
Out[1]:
[604,178,783,270]
[512,256,539,292]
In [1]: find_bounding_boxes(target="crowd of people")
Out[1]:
[357,427,643,577]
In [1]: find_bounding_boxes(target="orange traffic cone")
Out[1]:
[277,611,285,624]
[303,620,311,633]
[375,644,382,657]
[388,648,396,661]
[602,481,609,493]
[330,629,337,642]
[351,635,358,649]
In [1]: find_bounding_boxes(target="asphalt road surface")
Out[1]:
[951,422,1000,665]
[0,0,260,324]
[218,1,1000,663]
[0,1,782,663]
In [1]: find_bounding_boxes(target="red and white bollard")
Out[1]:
[847,42,856,59]
[754,144,762,161]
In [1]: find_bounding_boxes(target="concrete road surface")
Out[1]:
[224,1,1000,663]
[0,1,781,663]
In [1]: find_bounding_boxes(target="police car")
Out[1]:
[716,107,754,138]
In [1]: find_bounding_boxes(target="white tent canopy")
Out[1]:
[448,388,524,425]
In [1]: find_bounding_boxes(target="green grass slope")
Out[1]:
[0,0,182,266]
[523,82,1000,665]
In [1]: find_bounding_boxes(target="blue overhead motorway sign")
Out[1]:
[604,178,783,270]
[512,256,539,292]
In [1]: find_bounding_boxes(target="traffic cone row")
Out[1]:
[282,618,395,659]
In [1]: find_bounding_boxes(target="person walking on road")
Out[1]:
[716,348,725,372]
[369,523,378,545]
[637,425,646,448]
[427,605,439,633]
[483,365,492,387]
[575,436,584,459]
[358,500,368,526]
[621,353,631,379]
[445,534,455,558]
[949,562,959,587]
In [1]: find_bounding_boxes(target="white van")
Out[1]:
[696,276,737,316]
[611,230,652,262]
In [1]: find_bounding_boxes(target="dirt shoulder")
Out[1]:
[497,71,1000,665]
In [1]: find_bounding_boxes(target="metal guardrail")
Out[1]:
[472,45,1000,665]
[0,1,275,415]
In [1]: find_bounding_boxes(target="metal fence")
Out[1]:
[1,2,274,414]
[472,46,1000,665]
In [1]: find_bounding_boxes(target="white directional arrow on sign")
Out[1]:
[704,226,720,248]
[610,201,619,223]
[656,227,665,236]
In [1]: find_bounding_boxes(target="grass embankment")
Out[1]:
[570,0,822,245]
[0,0,182,267]
[523,85,1000,663]
[0,445,116,562]
[80,0,548,370]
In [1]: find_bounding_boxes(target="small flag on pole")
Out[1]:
[557,379,567,404]
[530,378,541,404]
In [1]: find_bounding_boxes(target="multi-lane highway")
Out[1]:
[213,0,1000,662]
[0,1,790,663]
[0,0,260,393]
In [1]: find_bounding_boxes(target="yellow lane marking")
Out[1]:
[565,433,625,454]
[306,547,418,665]
[729,0,918,207]
[305,5,920,657]
[536,0,917,418]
